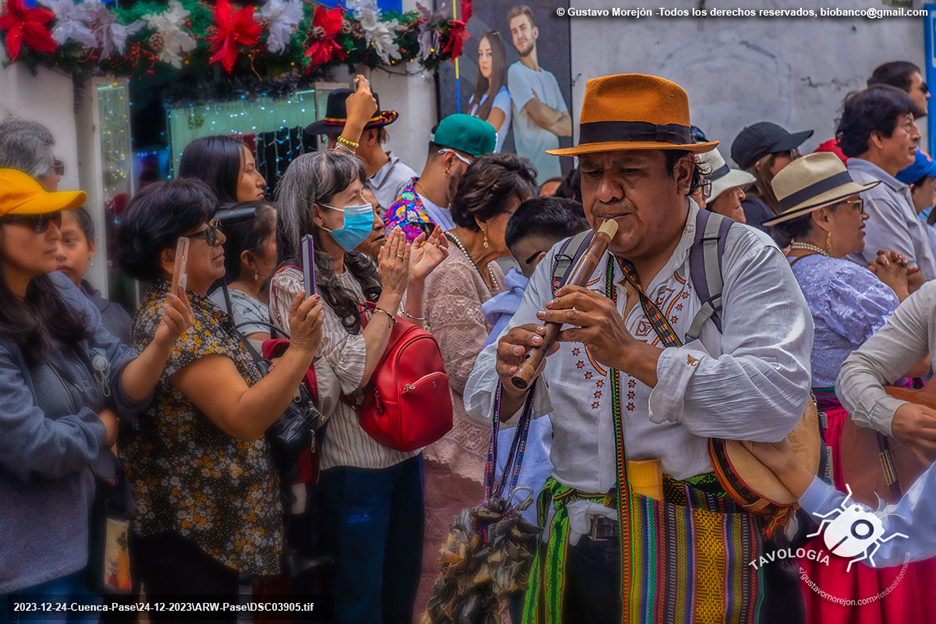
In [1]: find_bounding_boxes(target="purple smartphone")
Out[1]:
[301,234,316,297]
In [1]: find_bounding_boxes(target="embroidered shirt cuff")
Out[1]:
[648,345,707,424]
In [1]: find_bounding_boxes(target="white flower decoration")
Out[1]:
[258,0,302,54]
[93,4,144,59]
[142,0,197,69]
[39,0,97,47]
[347,0,401,64]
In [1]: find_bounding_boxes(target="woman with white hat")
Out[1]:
[698,147,755,223]
[763,151,933,623]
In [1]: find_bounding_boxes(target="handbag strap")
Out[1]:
[484,381,537,502]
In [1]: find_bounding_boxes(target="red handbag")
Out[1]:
[348,302,454,452]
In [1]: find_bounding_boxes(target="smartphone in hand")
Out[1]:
[301,234,316,297]
[170,237,190,295]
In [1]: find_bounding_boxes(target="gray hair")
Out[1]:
[275,150,367,259]
[0,118,56,179]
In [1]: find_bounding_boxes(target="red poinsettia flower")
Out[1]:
[0,0,56,62]
[304,6,345,69]
[208,0,262,73]
[441,19,468,61]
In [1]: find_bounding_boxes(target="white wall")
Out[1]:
[568,0,927,164]
[0,60,80,190]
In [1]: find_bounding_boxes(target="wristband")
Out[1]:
[374,306,396,325]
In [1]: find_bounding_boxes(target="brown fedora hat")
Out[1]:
[547,74,718,157]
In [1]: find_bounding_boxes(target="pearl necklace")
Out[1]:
[445,231,499,292]
[789,241,829,257]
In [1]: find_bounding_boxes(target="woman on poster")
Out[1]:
[467,31,511,153]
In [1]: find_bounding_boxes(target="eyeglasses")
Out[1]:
[701,179,713,197]
[183,219,221,246]
[839,198,865,214]
[439,148,474,166]
[1,211,62,233]
[920,82,930,96]
[53,160,65,177]
[523,249,548,265]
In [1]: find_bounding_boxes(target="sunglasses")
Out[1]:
[1,211,62,233]
[53,160,65,177]
[839,198,865,214]
[183,219,221,246]
[438,148,474,166]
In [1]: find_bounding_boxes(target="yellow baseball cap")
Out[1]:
[0,168,86,218]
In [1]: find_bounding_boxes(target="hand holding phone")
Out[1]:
[170,237,190,295]
[301,234,316,298]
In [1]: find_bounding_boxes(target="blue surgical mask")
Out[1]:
[320,203,374,252]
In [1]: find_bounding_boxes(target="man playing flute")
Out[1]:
[464,74,814,623]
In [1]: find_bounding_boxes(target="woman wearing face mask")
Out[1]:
[353,185,386,262]
[116,179,323,615]
[179,135,267,204]
[0,170,192,617]
[55,207,134,343]
[208,201,278,346]
[273,151,447,624]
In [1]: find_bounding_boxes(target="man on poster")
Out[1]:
[507,5,572,182]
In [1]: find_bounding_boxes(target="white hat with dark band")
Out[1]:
[762,152,879,226]
[698,147,755,204]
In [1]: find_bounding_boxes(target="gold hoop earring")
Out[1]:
[444,167,450,176]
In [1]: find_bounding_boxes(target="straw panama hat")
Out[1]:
[547,74,719,157]
[697,147,755,204]
[0,169,86,217]
[762,152,879,226]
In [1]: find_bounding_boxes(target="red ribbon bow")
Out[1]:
[0,0,56,62]
[208,0,262,74]
[304,6,345,69]
[441,19,468,61]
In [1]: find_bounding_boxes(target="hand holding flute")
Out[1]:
[494,219,666,419]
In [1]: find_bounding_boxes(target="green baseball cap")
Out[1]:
[432,114,496,158]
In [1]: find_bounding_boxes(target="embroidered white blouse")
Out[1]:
[465,201,814,496]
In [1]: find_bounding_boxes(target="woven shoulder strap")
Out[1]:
[686,210,733,341]
[551,230,595,295]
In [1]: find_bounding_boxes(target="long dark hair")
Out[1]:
[0,247,89,366]
[276,151,380,334]
[219,201,277,284]
[470,32,508,122]
[178,135,246,205]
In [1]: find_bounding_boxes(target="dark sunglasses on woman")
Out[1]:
[184,219,222,246]
[1,211,62,233]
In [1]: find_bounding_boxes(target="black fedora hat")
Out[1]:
[305,88,399,136]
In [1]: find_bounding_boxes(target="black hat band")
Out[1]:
[709,163,731,181]
[579,121,693,146]
[778,171,854,211]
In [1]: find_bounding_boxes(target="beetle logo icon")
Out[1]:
[807,484,908,572]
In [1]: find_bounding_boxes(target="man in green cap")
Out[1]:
[383,113,497,243]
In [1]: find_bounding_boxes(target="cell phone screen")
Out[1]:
[301,234,316,297]
[170,237,190,295]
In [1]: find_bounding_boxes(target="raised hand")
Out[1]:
[378,227,411,302]
[152,284,195,351]
[287,292,324,355]
[410,226,449,281]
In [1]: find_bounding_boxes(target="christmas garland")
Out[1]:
[1,0,472,81]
